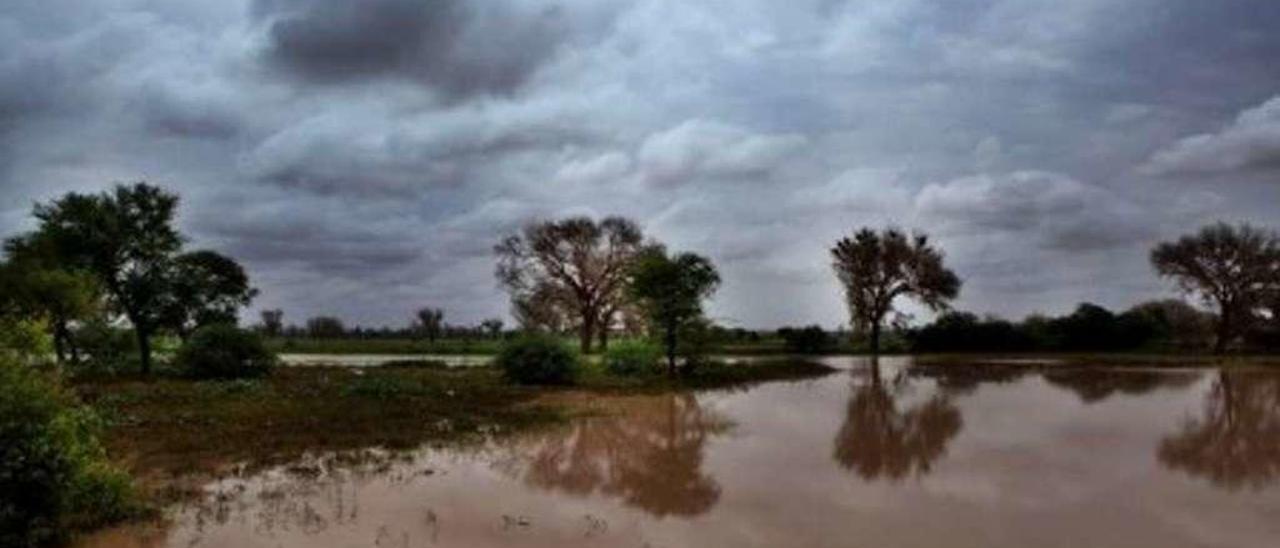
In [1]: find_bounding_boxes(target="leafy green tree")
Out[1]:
[831,228,961,355]
[160,250,257,340]
[3,235,102,364]
[0,254,100,364]
[628,248,720,376]
[1151,223,1280,354]
[495,216,646,353]
[24,184,182,374]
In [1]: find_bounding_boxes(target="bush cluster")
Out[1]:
[0,356,140,547]
[176,324,277,380]
[604,340,662,376]
[495,334,580,385]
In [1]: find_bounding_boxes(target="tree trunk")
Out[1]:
[579,312,595,354]
[869,321,882,356]
[665,324,678,377]
[52,322,67,364]
[68,332,80,365]
[136,326,153,376]
[1213,306,1231,355]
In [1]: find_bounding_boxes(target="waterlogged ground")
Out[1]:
[78,357,1280,548]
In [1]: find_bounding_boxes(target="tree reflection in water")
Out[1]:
[1044,368,1201,404]
[833,361,963,481]
[510,393,731,517]
[1159,370,1280,491]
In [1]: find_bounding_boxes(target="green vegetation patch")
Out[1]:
[1,357,144,548]
[74,366,561,482]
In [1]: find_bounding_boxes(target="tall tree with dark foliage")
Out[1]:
[1151,223,1280,354]
[831,228,960,355]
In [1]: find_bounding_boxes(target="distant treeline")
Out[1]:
[775,299,1280,355]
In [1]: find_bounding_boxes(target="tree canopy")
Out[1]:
[495,216,646,353]
[6,183,257,373]
[628,248,720,375]
[1151,223,1280,353]
[831,228,960,354]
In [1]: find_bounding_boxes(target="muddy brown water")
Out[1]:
[76,357,1280,548]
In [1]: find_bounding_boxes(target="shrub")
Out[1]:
[604,340,662,377]
[177,324,277,380]
[0,356,141,547]
[778,325,833,354]
[495,334,580,385]
[71,320,137,376]
[0,317,53,364]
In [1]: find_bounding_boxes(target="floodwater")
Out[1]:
[78,357,1280,548]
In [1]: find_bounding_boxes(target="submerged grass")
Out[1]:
[67,357,836,520]
[73,367,559,485]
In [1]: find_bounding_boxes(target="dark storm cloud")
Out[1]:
[3,0,1280,327]
[253,0,571,98]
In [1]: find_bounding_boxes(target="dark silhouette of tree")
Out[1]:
[831,228,960,354]
[480,318,504,338]
[306,316,345,338]
[777,325,834,354]
[628,248,720,375]
[513,393,728,517]
[495,216,646,353]
[414,307,444,342]
[1151,223,1280,353]
[1159,370,1280,490]
[23,183,182,374]
[907,361,1031,396]
[260,309,284,337]
[1125,299,1214,351]
[160,250,257,340]
[833,361,962,480]
[1043,369,1202,404]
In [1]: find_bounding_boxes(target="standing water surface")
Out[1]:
[77,357,1280,548]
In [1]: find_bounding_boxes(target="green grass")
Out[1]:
[72,366,560,488]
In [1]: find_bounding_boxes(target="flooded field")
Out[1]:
[77,357,1280,548]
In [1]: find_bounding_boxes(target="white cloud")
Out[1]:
[635,119,806,187]
[1141,95,1280,176]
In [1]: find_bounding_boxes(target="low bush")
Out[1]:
[494,334,580,385]
[177,324,277,380]
[604,340,662,377]
[0,317,53,364]
[0,356,141,547]
[777,325,834,354]
[71,320,137,376]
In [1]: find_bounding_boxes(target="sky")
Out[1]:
[2,0,1279,329]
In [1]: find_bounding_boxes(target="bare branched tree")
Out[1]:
[495,216,646,353]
